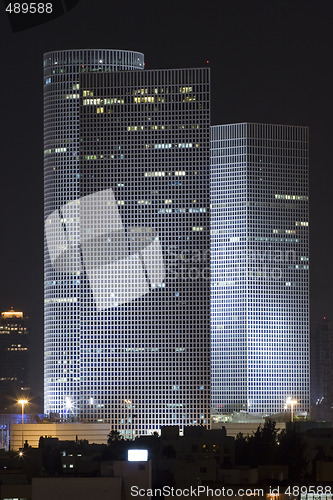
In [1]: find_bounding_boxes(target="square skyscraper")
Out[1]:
[211,123,309,415]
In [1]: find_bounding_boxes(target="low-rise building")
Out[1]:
[10,422,110,450]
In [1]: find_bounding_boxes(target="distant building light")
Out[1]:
[1,310,23,319]
[128,449,148,461]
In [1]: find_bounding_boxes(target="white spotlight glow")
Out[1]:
[128,449,148,462]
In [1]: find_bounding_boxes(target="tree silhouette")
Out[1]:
[277,427,309,481]
[236,421,279,466]
[107,430,123,444]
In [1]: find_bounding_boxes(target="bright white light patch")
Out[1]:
[128,449,148,461]
[45,189,165,309]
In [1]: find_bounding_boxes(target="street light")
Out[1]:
[285,397,298,422]
[17,399,28,449]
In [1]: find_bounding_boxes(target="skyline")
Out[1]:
[0,1,332,398]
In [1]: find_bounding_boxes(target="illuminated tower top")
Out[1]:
[1,309,24,319]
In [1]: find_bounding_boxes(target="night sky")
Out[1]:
[0,0,332,398]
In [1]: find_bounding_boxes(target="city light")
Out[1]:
[17,399,28,449]
[65,397,74,413]
[18,399,28,421]
[128,449,148,462]
[285,397,298,422]
[1,310,23,318]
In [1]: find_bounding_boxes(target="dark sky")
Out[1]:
[0,0,332,398]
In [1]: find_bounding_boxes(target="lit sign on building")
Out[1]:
[128,449,148,462]
[1,311,23,319]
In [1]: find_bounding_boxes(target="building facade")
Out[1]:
[44,50,211,434]
[311,317,333,420]
[0,309,30,408]
[44,50,145,424]
[211,123,309,415]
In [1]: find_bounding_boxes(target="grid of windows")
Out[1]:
[211,123,309,415]
[44,51,211,435]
